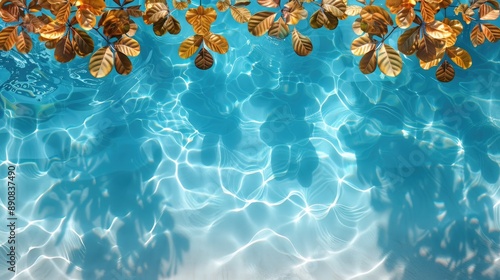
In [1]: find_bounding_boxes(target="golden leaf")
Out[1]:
[1,4,20,22]
[154,15,181,35]
[470,24,485,47]
[442,19,462,47]
[71,27,94,56]
[127,20,138,36]
[216,0,230,12]
[360,5,393,26]
[351,34,375,56]
[56,2,71,23]
[101,10,131,37]
[54,33,76,63]
[425,20,452,39]
[40,21,66,40]
[283,1,308,25]
[16,31,32,54]
[229,6,251,23]
[21,14,45,34]
[377,44,402,77]
[186,6,217,35]
[454,4,474,24]
[439,0,452,9]
[419,49,444,69]
[396,6,415,29]
[0,25,18,51]
[310,10,338,30]
[114,50,133,75]
[115,36,140,56]
[126,5,144,17]
[323,3,345,18]
[257,0,279,8]
[352,18,362,35]
[479,3,500,20]
[75,0,106,15]
[398,26,419,55]
[359,49,377,74]
[143,3,169,24]
[446,46,472,69]
[248,11,276,36]
[76,8,96,30]
[386,0,402,14]
[345,5,362,16]
[481,23,500,42]
[234,0,250,6]
[89,46,114,78]
[268,17,289,39]
[173,0,191,10]
[420,0,437,23]
[417,34,437,62]
[292,28,312,56]
[203,33,229,54]
[178,34,203,58]
[195,47,214,70]
[436,60,454,82]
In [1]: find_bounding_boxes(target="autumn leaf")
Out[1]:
[178,34,203,58]
[114,36,141,56]
[377,43,402,77]
[195,47,214,70]
[436,60,454,82]
[292,28,312,56]
[114,50,133,75]
[203,33,229,54]
[248,11,276,36]
[0,26,18,51]
[359,49,377,74]
[89,46,114,78]
[185,6,217,35]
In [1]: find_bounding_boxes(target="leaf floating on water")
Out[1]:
[481,23,500,42]
[416,33,437,63]
[230,6,251,23]
[56,2,71,24]
[377,43,402,77]
[40,22,66,40]
[72,28,94,57]
[257,0,280,8]
[480,3,500,20]
[0,26,18,51]
[185,6,217,35]
[446,46,472,69]
[248,11,276,36]
[195,47,214,70]
[216,0,231,12]
[178,34,203,58]
[16,31,32,54]
[436,60,454,82]
[114,50,133,75]
[154,15,181,35]
[292,28,312,56]
[396,6,415,29]
[114,36,141,57]
[420,0,436,23]
[268,17,289,39]
[351,34,374,56]
[359,49,377,74]
[173,0,191,10]
[398,26,419,55]
[55,33,76,63]
[89,46,114,78]
[76,8,96,31]
[203,33,229,54]
[143,3,170,24]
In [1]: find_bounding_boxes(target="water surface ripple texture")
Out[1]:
[1,3,500,280]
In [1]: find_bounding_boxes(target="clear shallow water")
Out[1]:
[1,2,500,280]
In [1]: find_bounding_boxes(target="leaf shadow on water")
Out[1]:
[338,92,500,279]
[34,112,190,280]
[252,85,319,188]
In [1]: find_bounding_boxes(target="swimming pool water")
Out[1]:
[1,1,500,279]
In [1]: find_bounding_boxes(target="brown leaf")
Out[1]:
[76,8,96,30]
[101,10,131,37]
[345,5,362,16]
[185,6,217,35]
[268,17,289,39]
[359,49,377,74]
[396,6,415,29]
[425,20,453,39]
[417,33,437,62]
[229,6,251,23]
[283,0,308,25]
[114,36,140,56]
[153,15,181,35]
[470,24,485,47]
[89,46,114,78]
[454,4,474,24]
[72,27,94,56]
[234,0,250,6]
[481,23,500,42]
[351,34,375,56]
[16,31,32,53]
[377,43,402,77]
[216,0,230,12]
[114,50,133,75]
[195,47,214,70]
[360,5,393,26]
[56,2,71,23]
[436,60,454,82]
[0,26,18,51]
[76,0,106,15]
[291,28,312,56]
[203,33,229,54]
[257,0,279,8]
[173,0,191,10]
[127,20,138,36]
[479,3,499,20]
[0,4,20,22]
[420,0,437,23]
[40,21,66,40]
[248,11,276,36]
[397,26,419,55]
[54,33,76,63]
[446,46,472,69]
[178,34,203,58]
[310,9,338,30]
[126,6,144,17]
[419,49,444,70]
[143,3,169,24]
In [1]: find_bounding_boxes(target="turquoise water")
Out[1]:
[1,2,500,279]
